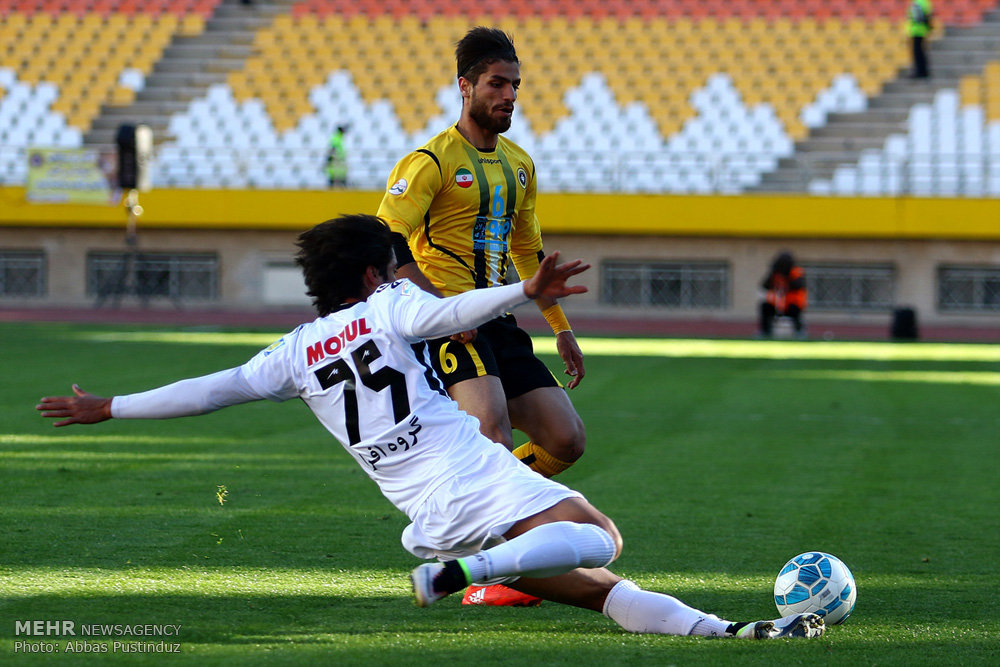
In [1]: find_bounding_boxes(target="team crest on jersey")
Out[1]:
[389,178,408,195]
[455,168,474,188]
[517,167,527,189]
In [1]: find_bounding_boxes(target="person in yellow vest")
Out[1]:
[376,27,586,608]
[326,125,347,187]
[908,0,933,79]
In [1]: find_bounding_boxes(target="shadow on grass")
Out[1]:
[2,578,997,641]
[1,583,998,666]
[0,592,610,643]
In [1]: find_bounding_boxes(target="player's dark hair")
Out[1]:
[295,214,393,316]
[456,26,518,84]
[773,251,795,275]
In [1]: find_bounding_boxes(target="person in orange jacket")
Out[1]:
[759,251,807,338]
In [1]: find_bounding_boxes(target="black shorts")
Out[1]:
[427,314,559,399]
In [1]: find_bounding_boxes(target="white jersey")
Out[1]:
[240,279,526,517]
[108,277,581,557]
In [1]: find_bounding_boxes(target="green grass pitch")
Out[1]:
[1,322,998,665]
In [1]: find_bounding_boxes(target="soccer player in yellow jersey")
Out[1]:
[376,27,585,607]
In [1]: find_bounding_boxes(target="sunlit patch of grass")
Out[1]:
[75,332,282,347]
[71,331,1000,363]
[1,434,243,447]
[765,369,1000,385]
[0,566,406,598]
[534,337,1000,361]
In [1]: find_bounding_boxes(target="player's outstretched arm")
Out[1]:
[38,368,270,427]
[395,249,478,344]
[521,252,590,301]
[36,384,112,427]
[402,253,589,341]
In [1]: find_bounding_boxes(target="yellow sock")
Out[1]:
[512,442,572,478]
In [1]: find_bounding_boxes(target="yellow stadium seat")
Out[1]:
[228,70,250,94]
[719,17,745,39]
[853,70,882,96]
[796,17,820,36]
[104,13,128,33]
[158,14,179,32]
[29,13,53,31]
[985,98,1000,121]
[50,97,73,115]
[108,86,135,107]
[4,12,27,31]
[129,14,153,34]
[273,15,293,32]
[960,76,982,107]
[297,13,320,32]
[178,19,205,37]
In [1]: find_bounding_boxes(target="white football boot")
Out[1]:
[410,562,448,607]
[736,613,825,639]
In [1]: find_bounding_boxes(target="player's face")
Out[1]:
[466,60,520,135]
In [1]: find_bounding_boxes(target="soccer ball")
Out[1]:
[774,551,857,625]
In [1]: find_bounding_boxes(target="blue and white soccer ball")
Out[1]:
[774,551,857,625]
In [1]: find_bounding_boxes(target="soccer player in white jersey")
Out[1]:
[37,214,824,640]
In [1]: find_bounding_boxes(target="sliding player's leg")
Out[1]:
[411,497,824,639]
[435,325,586,606]
[412,498,618,607]
[509,570,824,639]
[438,371,547,607]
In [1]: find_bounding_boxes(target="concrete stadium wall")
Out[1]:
[1,187,998,326]
[541,233,999,326]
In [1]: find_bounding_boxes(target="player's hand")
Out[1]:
[450,329,477,344]
[522,252,590,301]
[556,330,585,389]
[36,384,113,427]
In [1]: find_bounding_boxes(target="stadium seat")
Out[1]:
[6,0,999,194]
[0,6,211,138]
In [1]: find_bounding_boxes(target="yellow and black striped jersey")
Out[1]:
[376,125,542,297]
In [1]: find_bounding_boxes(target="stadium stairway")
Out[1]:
[753,3,1000,192]
[84,0,296,146]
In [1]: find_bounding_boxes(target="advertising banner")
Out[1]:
[26,148,114,204]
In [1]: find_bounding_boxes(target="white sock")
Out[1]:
[460,521,616,583]
[602,580,733,637]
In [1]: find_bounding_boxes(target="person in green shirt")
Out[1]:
[326,125,347,187]
[908,0,933,79]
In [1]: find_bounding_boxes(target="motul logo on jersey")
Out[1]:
[306,318,372,365]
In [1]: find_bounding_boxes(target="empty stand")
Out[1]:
[150,0,949,190]
[0,6,212,135]
[5,0,1000,195]
[759,3,1000,193]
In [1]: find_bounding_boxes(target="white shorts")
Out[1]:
[401,441,582,562]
